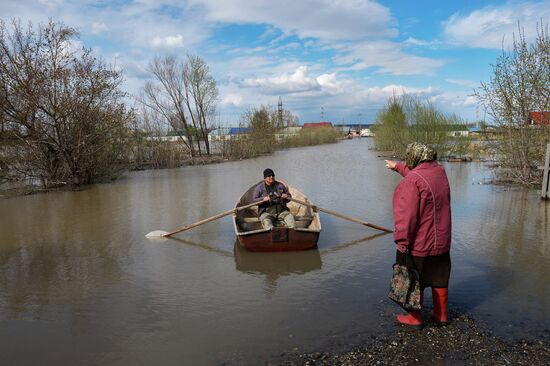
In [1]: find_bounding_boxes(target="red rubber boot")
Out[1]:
[396,292,423,329]
[432,287,448,325]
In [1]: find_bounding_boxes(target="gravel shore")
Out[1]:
[271,311,550,366]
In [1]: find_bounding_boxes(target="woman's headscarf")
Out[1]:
[405,142,437,169]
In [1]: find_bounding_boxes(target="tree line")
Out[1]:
[0,19,309,188]
[372,94,471,159]
[475,22,550,186]
[4,19,545,189]
[217,105,339,159]
[373,21,549,186]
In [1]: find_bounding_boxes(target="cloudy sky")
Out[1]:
[1,0,549,125]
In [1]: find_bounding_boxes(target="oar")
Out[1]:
[289,197,393,233]
[146,200,263,238]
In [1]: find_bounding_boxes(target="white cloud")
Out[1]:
[221,93,243,106]
[403,37,441,47]
[151,34,185,48]
[60,39,84,57]
[366,85,436,99]
[443,2,550,49]
[446,79,479,88]
[240,66,355,96]
[219,64,443,118]
[463,95,478,107]
[429,91,478,109]
[334,41,447,75]
[91,22,108,34]
[2,0,210,52]
[190,0,397,41]
[215,66,465,124]
[243,66,320,94]
[38,0,64,10]
[1,0,480,123]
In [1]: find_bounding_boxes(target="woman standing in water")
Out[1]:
[385,142,452,328]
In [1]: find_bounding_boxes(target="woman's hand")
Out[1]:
[385,160,397,169]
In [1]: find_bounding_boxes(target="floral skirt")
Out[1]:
[395,250,451,289]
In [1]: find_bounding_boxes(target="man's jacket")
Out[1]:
[252,181,292,216]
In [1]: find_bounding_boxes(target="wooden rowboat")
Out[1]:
[233,183,322,252]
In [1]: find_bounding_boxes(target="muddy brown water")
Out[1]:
[1,139,549,365]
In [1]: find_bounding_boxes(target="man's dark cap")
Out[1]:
[263,168,275,178]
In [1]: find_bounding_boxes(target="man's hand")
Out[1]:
[262,196,270,202]
[385,160,397,169]
[281,193,288,200]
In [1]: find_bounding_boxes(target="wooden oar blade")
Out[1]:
[145,200,263,239]
[146,230,170,238]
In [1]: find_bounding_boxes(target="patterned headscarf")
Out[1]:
[405,142,437,169]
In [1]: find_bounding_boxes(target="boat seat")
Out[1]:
[240,216,313,223]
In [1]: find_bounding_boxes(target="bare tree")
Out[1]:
[139,55,196,157]
[129,105,188,168]
[475,21,550,185]
[183,54,218,155]
[282,109,299,127]
[0,19,132,187]
[139,54,218,158]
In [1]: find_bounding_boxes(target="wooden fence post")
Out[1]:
[541,143,550,200]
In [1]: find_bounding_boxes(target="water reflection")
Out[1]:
[452,266,514,312]
[169,237,233,258]
[2,140,550,365]
[0,238,124,318]
[320,232,391,255]
[234,242,322,293]
[158,237,324,294]
[169,232,392,296]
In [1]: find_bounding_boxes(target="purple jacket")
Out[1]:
[252,181,292,216]
[392,161,452,257]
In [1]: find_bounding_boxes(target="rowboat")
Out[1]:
[233,183,322,252]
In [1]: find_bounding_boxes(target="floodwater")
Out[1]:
[0,139,549,365]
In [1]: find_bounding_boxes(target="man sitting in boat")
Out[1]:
[253,168,296,230]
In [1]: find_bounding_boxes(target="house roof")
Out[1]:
[529,112,549,125]
[229,127,253,135]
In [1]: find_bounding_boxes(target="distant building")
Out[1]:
[208,127,231,141]
[360,128,374,137]
[274,126,302,141]
[146,135,187,142]
[468,124,498,139]
[446,124,470,137]
[208,127,253,142]
[529,112,549,126]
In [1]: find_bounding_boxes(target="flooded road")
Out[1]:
[1,139,549,365]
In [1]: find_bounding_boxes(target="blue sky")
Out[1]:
[1,0,549,125]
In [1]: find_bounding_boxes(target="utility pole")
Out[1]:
[278,96,283,128]
[320,106,324,122]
